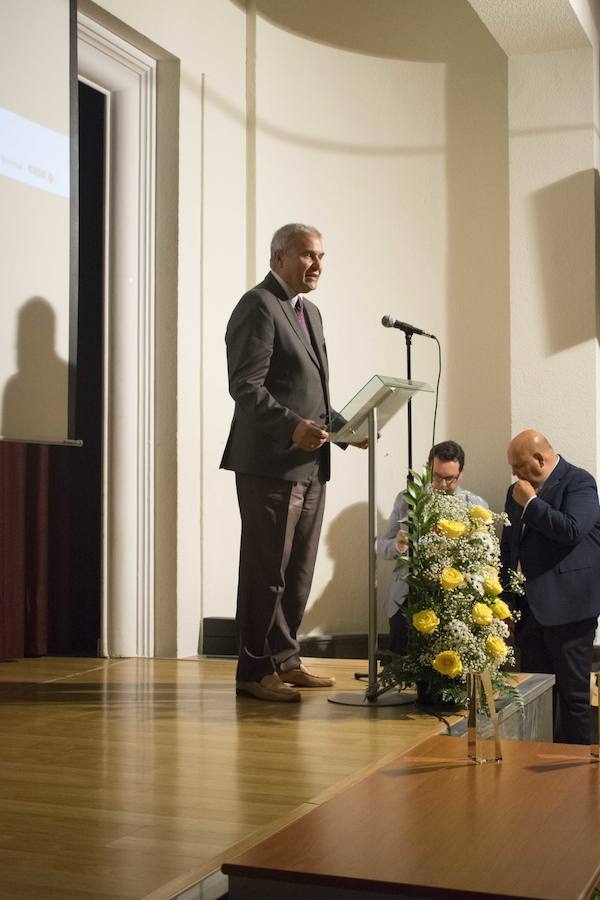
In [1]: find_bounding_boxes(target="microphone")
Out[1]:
[381,315,435,338]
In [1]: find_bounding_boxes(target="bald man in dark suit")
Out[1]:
[501,430,600,743]
[221,224,358,702]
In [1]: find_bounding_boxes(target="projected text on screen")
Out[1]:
[0,107,69,198]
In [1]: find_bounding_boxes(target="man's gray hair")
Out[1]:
[270,223,322,264]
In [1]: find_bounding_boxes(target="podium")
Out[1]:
[327,374,432,706]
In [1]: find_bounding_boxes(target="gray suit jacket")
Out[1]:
[221,272,342,482]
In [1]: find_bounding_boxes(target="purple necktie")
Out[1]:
[294,297,311,342]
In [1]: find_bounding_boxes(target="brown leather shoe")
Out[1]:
[279,665,336,688]
[236,673,301,702]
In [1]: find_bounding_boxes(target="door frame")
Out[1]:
[77,12,178,656]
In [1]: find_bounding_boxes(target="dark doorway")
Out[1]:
[47,81,105,655]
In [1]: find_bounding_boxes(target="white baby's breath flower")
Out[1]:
[381,469,521,703]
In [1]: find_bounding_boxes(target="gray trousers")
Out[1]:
[235,472,326,682]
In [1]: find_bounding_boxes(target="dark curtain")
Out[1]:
[0,443,49,659]
[0,440,100,660]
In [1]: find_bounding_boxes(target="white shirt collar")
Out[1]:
[271,269,301,304]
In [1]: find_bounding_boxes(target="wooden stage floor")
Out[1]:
[0,656,455,900]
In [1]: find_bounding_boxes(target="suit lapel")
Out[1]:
[303,300,329,379]
[517,457,567,548]
[536,456,567,499]
[279,299,321,367]
[262,272,323,369]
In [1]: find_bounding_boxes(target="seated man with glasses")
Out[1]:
[376,440,488,654]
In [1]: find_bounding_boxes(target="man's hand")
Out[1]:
[512,478,536,507]
[292,419,328,452]
[394,530,409,555]
[349,431,381,450]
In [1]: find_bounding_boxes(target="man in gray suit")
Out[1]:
[221,224,355,702]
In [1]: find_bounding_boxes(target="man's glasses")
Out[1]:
[432,473,459,485]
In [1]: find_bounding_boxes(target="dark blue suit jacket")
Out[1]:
[500,456,600,627]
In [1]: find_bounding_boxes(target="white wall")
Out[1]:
[504,4,600,645]
[239,0,510,634]
[87,0,510,648]
[567,0,600,499]
[508,48,597,472]
[86,0,599,653]
[254,18,447,634]
[569,0,600,165]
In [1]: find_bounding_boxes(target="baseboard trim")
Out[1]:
[202,618,600,667]
[202,618,391,659]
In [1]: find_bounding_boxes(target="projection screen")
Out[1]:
[0,0,78,443]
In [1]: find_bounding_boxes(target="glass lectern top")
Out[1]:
[329,374,432,444]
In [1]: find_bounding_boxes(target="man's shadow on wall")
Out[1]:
[2,297,69,441]
[300,502,392,636]
[0,297,70,658]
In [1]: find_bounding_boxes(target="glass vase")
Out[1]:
[467,671,502,765]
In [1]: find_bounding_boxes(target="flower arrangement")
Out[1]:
[379,468,524,706]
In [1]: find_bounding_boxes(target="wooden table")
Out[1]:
[224,735,600,900]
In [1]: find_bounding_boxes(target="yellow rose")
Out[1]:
[437,519,466,539]
[486,636,508,659]
[469,505,493,524]
[482,575,503,597]
[471,602,493,626]
[433,650,463,678]
[491,599,512,620]
[412,610,440,634]
[440,567,465,590]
